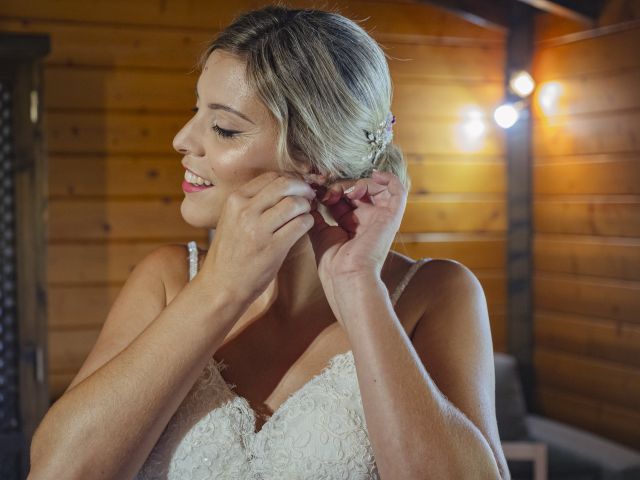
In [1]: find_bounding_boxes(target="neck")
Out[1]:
[263,235,331,325]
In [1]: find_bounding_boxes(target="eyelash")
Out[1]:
[191,107,239,139]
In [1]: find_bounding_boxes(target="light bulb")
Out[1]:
[494,103,519,129]
[510,70,535,97]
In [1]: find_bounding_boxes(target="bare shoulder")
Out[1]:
[386,253,481,323]
[414,257,483,307]
[152,243,201,306]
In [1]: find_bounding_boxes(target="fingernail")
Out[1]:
[344,186,355,195]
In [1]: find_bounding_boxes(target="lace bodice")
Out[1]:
[135,241,429,479]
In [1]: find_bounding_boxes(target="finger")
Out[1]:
[344,178,387,202]
[273,212,314,250]
[371,170,405,196]
[322,196,353,223]
[252,175,316,214]
[262,195,312,233]
[321,180,356,205]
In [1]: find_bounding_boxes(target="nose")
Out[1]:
[173,118,205,157]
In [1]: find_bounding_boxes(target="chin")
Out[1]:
[180,201,218,229]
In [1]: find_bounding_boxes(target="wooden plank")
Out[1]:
[534,156,640,194]
[397,160,505,194]
[394,232,506,268]
[534,196,640,237]
[413,0,509,31]
[534,24,640,77]
[0,18,503,74]
[0,18,212,70]
[44,67,504,116]
[535,310,640,367]
[48,329,100,373]
[46,111,506,156]
[48,285,121,330]
[375,42,503,82]
[48,198,204,240]
[46,111,188,155]
[401,194,506,233]
[47,241,174,284]
[535,385,640,450]
[0,0,503,40]
[395,118,505,156]
[533,111,640,157]
[44,67,196,112]
[532,70,640,118]
[534,233,640,280]
[49,155,184,197]
[534,348,640,412]
[534,272,640,324]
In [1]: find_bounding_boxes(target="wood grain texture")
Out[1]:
[534,233,640,280]
[535,348,640,413]
[535,310,640,367]
[534,272,640,324]
[534,156,640,194]
[48,198,203,240]
[0,0,502,40]
[533,111,640,157]
[534,196,640,237]
[401,194,506,232]
[533,23,640,77]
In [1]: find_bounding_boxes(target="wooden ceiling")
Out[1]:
[416,0,607,31]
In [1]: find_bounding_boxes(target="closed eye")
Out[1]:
[212,124,240,139]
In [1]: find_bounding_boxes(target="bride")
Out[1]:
[29,5,509,479]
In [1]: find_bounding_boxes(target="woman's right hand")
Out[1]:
[197,171,316,307]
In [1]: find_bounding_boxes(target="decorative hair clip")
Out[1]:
[363,111,395,164]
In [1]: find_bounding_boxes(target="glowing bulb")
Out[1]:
[538,81,562,115]
[455,105,487,152]
[494,103,519,129]
[510,70,535,97]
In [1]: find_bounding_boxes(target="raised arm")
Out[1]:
[28,245,248,480]
[28,172,316,480]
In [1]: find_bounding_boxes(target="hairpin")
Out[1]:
[363,112,395,164]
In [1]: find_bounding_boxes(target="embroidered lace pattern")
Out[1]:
[135,243,430,479]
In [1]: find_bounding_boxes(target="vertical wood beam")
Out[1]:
[504,2,537,411]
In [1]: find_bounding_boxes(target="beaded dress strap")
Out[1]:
[187,241,198,282]
[390,258,431,307]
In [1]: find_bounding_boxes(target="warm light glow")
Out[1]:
[494,103,519,129]
[537,81,563,115]
[455,106,487,152]
[509,70,535,97]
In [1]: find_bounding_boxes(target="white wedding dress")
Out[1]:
[135,241,429,479]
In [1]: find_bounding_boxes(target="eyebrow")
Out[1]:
[195,88,255,125]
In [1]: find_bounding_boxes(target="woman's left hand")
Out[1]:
[307,170,408,285]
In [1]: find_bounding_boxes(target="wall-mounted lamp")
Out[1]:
[509,70,536,98]
[494,100,527,129]
[494,70,535,129]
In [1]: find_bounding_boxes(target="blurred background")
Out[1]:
[0,0,639,478]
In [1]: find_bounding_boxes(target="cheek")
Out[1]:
[210,139,281,187]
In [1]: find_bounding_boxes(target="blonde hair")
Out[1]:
[199,5,408,188]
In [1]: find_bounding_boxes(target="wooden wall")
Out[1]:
[0,1,506,403]
[531,3,640,449]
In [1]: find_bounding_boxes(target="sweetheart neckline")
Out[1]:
[210,350,355,437]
